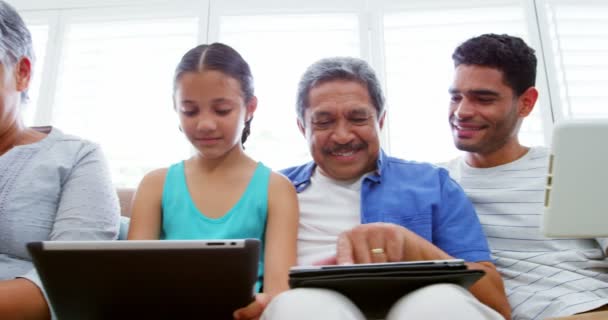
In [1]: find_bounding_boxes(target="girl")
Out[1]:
[128,43,298,318]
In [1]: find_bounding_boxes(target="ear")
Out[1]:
[517,87,538,118]
[15,57,32,92]
[378,110,387,129]
[245,96,258,121]
[297,119,306,136]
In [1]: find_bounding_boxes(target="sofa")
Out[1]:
[116,188,134,240]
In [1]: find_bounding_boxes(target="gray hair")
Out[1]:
[296,57,385,123]
[0,1,35,102]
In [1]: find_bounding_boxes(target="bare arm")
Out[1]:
[336,223,510,320]
[233,173,299,320]
[261,172,299,297]
[0,279,50,320]
[127,168,167,240]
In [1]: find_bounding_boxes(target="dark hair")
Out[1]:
[173,43,255,146]
[452,33,537,96]
[0,0,35,102]
[296,57,385,123]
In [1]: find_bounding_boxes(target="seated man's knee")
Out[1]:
[404,283,466,302]
[387,284,502,320]
[262,288,365,320]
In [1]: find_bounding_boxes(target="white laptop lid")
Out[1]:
[543,119,608,237]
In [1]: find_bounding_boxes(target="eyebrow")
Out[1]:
[346,108,373,117]
[448,88,500,96]
[210,97,232,107]
[180,99,197,105]
[310,110,333,118]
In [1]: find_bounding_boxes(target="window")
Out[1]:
[17,0,606,186]
[51,14,200,186]
[539,0,608,120]
[215,12,361,170]
[381,1,545,162]
[21,22,49,126]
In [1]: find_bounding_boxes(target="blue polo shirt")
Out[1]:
[281,149,491,262]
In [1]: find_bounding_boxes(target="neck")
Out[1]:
[0,120,26,156]
[464,141,529,168]
[192,143,252,173]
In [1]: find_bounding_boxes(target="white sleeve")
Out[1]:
[49,143,120,241]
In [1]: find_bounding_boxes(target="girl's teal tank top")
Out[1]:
[161,161,271,292]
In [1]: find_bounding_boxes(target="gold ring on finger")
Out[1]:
[371,248,385,255]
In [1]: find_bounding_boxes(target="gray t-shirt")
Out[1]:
[0,127,120,293]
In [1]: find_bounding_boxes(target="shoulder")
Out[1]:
[279,162,315,183]
[382,155,450,181]
[436,156,462,172]
[528,146,550,160]
[383,155,442,170]
[140,168,168,187]
[267,171,298,215]
[40,128,104,162]
[268,171,296,191]
[437,156,464,181]
[134,168,168,203]
[48,128,97,150]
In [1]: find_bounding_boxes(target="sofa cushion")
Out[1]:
[117,188,135,217]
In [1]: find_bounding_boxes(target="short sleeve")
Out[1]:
[433,169,492,262]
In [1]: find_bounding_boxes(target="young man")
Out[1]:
[443,33,608,319]
[238,57,510,320]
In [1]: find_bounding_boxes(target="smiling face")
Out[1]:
[299,80,384,180]
[174,69,256,160]
[448,64,534,156]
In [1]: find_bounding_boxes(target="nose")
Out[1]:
[196,115,217,132]
[331,120,355,144]
[453,98,474,120]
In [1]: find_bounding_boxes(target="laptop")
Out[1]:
[543,119,608,237]
[27,239,260,320]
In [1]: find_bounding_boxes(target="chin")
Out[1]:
[454,141,479,153]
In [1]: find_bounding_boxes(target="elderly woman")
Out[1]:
[0,1,120,319]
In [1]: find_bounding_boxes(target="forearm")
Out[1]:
[401,229,511,318]
[0,279,50,320]
[466,262,511,320]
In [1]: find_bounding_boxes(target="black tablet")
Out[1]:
[290,258,468,275]
[289,259,484,318]
[27,239,260,320]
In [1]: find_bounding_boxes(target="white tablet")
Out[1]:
[543,119,608,237]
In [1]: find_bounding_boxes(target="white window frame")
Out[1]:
[373,0,556,150]
[16,0,608,185]
[19,0,210,127]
